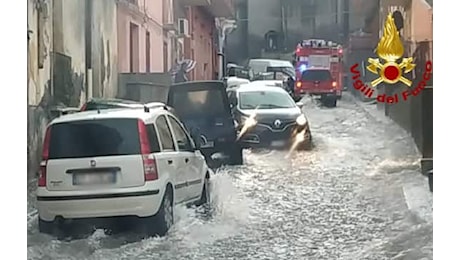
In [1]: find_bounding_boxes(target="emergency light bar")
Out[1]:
[299,39,341,48]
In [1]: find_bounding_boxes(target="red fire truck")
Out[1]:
[292,39,344,107]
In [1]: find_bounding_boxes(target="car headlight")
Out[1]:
[296,114,307,126]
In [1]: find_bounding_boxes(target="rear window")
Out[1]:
[301,70,332,81]
[84,103,124,111]
[171,89,228,117]
[48,118,141,159]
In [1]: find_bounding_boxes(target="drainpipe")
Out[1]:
[50,0,55,101]
[216,18,237,79]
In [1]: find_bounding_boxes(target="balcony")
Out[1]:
[180,0,234,17]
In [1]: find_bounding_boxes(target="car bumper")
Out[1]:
[37,189,164,221]
[296,89,337,96]
[239,124,309,148]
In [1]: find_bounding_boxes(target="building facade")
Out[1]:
[227,0,379,64]
[177,0,235,80]
[117,0,174,74]
[27,0,119,179]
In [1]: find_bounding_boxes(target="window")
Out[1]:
[146,31,151,72]
[163,42,168,73]
[48,119,140,159]
[301,70,332,81]
[129,23,139,72]
[168,116,193,151]
[239,91,295,110]
[228,90,237,107]
[146,124,161,153]
[171,89,228,118]
[155,115,175,151]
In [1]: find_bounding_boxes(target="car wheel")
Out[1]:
[38,219,55,235]
[152,187,174,237]
[228,145,243,165]
[324,97,337,107]
[195,175,211,207]
[299,134,313,150]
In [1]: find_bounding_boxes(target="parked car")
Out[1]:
[37,105,211,237]
[227,83,312,150]
[167,81,243,165]
[79,98,143,111]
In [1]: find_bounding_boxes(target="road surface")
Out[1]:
[27,94,433,260]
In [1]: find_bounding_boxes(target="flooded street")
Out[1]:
[27,95,432,260]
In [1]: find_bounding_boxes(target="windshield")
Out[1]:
[239,90,295,109]
[301,69,333,81]
[171,88,228,117]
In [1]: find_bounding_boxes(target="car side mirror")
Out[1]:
[189,127,201,150]
[229,98,237,108]
[296,102,304,108]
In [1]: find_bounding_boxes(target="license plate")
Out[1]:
[73,172,116,185]
[271,140,285,147]
[202,141,214,148]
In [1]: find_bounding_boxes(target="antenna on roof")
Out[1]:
[144,105,150,113]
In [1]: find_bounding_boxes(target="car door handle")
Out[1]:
[167,160,173,165]
[185,158,189,163]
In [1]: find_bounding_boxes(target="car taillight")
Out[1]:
[332,81,337,87]
[38,127,51,187]
[80,103,87,111]
[296,82,302,88]
[138,120,158,181]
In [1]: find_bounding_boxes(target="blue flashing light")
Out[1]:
[299,64,308,72]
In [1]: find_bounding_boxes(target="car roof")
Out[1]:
[237,84,287,94]
[250,80,283,85]
[50,107,170,125]
[305,67,330,71]
[248,59,293,67]
[87,98,141,104]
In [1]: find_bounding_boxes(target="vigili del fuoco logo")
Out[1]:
[350,13,432,104]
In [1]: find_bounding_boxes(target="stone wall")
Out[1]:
[27,0,119,180]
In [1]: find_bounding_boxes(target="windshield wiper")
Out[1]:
[241,104,257,109]
[258,104,290,109]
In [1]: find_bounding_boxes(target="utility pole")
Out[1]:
[215,18,237,79]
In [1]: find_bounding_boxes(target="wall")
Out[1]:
[247,0,281,58]
[348,0,379,32]
[226,0,248,64]
[375,0,433,155]
[117,0,165,73]
[28,0,54,179]
[52,0,86,107]
[91,0,118,98]
[27,0,120,180]
[410,0,432,42]
[185,7,216,80]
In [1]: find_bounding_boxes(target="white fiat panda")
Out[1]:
[36,105,211,237]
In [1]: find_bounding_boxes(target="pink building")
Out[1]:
[181,0,235,80]
[117,0,174,73]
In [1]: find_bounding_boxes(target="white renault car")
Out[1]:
[36,105,211,237]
